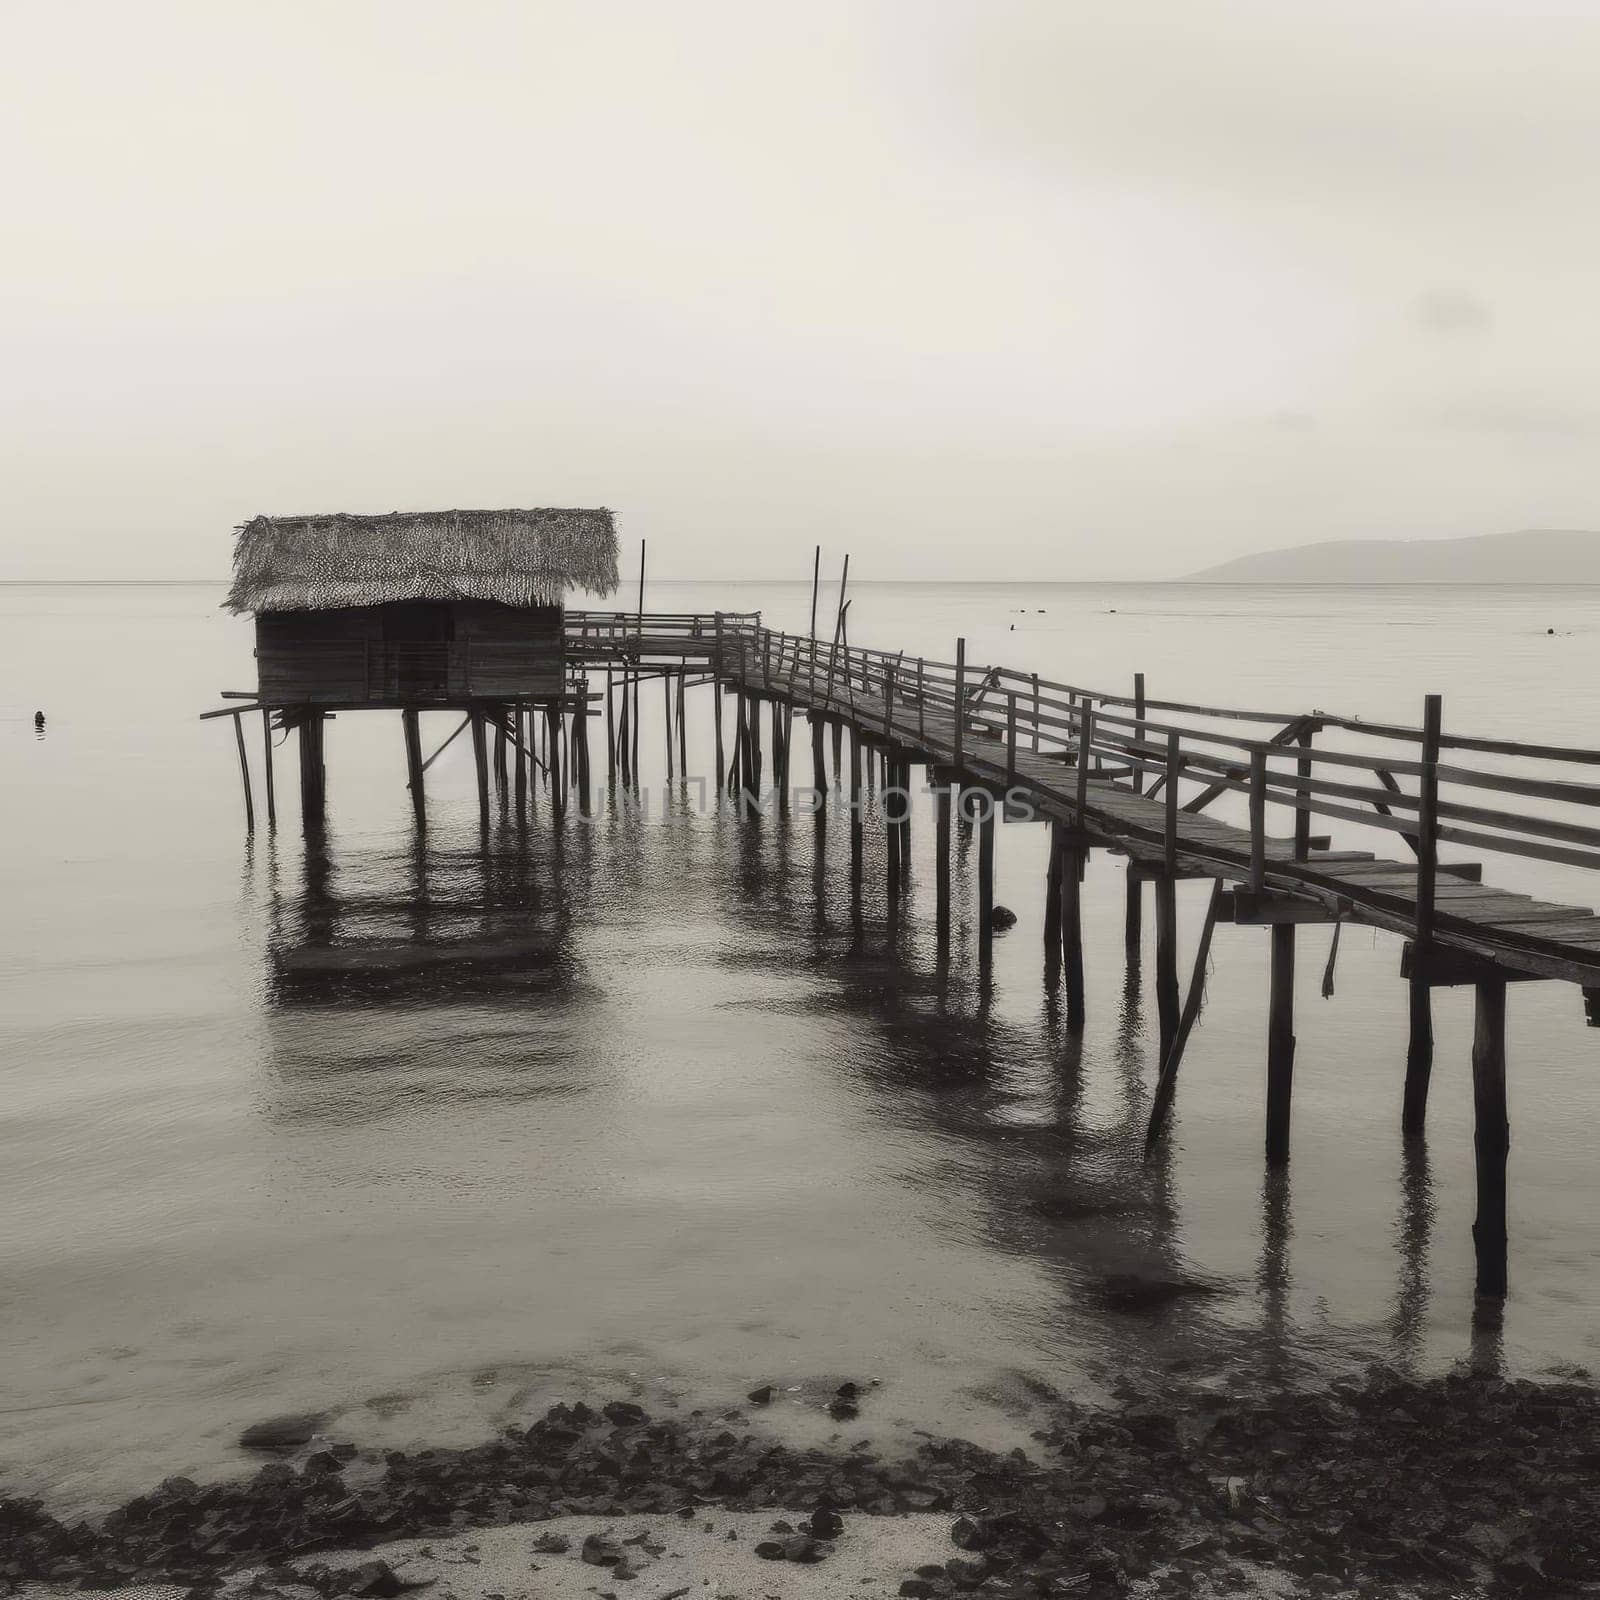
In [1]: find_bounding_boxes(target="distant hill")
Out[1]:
[1184,529,1600,583]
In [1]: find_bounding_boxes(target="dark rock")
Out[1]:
[240,1415,326,1451]
[746,1386,773,1406]
[987,905,1018,931]
[602,1402,647,1429]
[809,1507,844,1539]
[531,1532,570,1554]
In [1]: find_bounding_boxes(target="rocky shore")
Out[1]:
[4,1370,1597,1598]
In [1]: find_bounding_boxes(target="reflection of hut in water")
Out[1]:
[268,838,574,1003]
[223,507,619,831]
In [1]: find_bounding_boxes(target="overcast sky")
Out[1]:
[4,0,1598,581]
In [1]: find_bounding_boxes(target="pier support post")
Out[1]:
[934,781,952,950]
[298,711,326,834]
[606,668,617,784]
[1402,694,1443,1137]
[233,712,255,833]
[1265,924,1297,1165]
[1125,873,1142,963]
[575,704,592,815]
[1063,842,1086,1026]
[1403,980,1434,1139]
[712,679,723,793]
[546,705,565,823]
[403,708,426,829]
[1154,875,1180,1061]
[677,669,688,772]
[260,709,277,828]
[977,795,996,967]
[469,710,490,829]
[493,713,509,794]
[811,714,826,798]
[1471,978,1510,1298]
[848,726,863,886]
[1044,823,1064,977]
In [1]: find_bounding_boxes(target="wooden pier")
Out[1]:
[209,605,1600,1304]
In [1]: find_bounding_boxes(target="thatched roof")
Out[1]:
[224,508,619,613]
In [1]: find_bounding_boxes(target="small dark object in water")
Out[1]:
[239,1413,325,1450]
[34,710,45,728]
[988,905,1018,931]
[828,1395,859,1421]
[1549,627,1556,635]
[746,1384,773,1405]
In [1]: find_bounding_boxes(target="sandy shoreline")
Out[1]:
[5,1372,1597,1598]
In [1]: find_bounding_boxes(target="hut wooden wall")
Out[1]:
[254,603,565,703]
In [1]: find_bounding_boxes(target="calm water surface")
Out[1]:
[2,581,1597,1510]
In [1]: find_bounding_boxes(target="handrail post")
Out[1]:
[1030,672,1040,753]
[1165,732,1181,876]
[1006,691,1017,787]
[1131,672,1146,795]
[917,658,925,741]
[1402,694,1443,1140]
[1413,695,1442,955]
[1075,700,1094,822]
[954,638,966,772]
[1249,746,1267,890]
[885,662,895,738]
[1294,722,1313,861]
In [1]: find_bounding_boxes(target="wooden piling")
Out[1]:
[606,668,616,784]
[1471,978,1510,1297]
[1154,874,1180,1061]
[233,712,255,832]
[260,708,277,828]
[811,713,826,797]
[470,710,490,828]
[1403,695,1443,1138]
[298,712,326,834]
[935,781,952,948]
[575,702,592,814]
[493,714,509,793]
[546,705,565,823]
[663,672,675,779]
[402,708,425,828]
[849,726,863,884]
[1265,923,1296,1166]
[1044,822,1064,975]
[1145,881,1225,1148]
[713,678,725,791]
[977,797,995,965]
[1124,673,1145,962]
[677,669,688,771]
[1063,842,1086,1026]
[513,708,528,813]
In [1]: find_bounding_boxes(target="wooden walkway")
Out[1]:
[560,609,1600,1300]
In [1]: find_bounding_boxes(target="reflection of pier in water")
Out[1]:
[268,832,575,1003]
[693,795,1456,1388]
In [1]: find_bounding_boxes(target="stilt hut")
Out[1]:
[220,507,618,830]
[225,508,619,704]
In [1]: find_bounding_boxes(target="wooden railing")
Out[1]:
[693,618,1600,939]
